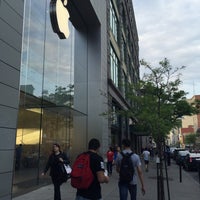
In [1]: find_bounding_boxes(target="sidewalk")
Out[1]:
[13,160,200,200]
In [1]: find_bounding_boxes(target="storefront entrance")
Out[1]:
[12,91,79,196]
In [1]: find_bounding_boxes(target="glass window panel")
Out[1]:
[14,0,77,195]
[43,3,75,107]
[20,0,46,97]
[110,46,119,88]
[110,1,118,42]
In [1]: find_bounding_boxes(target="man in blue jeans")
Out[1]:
[116,139,145,200]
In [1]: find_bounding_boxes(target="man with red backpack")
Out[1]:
[71,138,109,200]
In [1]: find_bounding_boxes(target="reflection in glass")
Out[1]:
[13,0,75,196]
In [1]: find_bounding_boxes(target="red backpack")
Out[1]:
[70,152,94,189]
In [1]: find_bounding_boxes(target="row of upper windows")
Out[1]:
[110,1,118,42]
[109,0,138,87]
[109,0,137,60]
[110,45,119,88]
[110,44,133,100]
[110,43,137,95]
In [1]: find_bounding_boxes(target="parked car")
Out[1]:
[173,148,186,161]
[183,152,200,171]
[169,147,177,158]
[175,150,190,166]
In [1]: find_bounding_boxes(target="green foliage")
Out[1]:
[191,99,200,114]
[43,85,74,106]
[127,58,196,142]
[184,133,197,145]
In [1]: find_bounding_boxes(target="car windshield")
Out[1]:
[188,153,200,158]
[179,151,189,156]
[170,147,176,153]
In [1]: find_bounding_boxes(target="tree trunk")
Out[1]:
[157,141,165,200]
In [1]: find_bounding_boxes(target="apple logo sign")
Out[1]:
[50,0,70,39]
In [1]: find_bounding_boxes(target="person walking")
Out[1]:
[165,145,171,166]
[116,139,145,200]
[113,145,121,165]
[106,146,114,176]
[15,144,22,170]
[142,147,150,172]
[42,143,70,200]
[75,138,109,200]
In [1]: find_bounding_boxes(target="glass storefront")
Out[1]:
[13,0,87,196]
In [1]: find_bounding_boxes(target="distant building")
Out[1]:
[180,95,200,146]
[167,128,179,146]
[167,95,200,147]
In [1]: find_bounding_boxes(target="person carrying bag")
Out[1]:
[42,143,70,200]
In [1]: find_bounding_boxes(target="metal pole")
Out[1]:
[199,166,200,184]
[198,160,200,184]
[164,145,170,200]
[156,156,160,200]
[179,164,182,183]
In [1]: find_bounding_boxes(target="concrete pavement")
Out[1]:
[13,160,200,200]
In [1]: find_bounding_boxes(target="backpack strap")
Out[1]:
[121,152,133,158]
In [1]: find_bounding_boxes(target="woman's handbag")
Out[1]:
[59,163,72,182]
[64,164,72,174]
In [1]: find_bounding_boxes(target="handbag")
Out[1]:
[64,164,72,174]
[59,163,72,182]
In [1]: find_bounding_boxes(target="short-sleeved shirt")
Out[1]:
[116,149,141,185]
[107,150,114,162]
[76,151,105,199]
[143,150,150,161]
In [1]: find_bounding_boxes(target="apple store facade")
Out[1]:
[0,0,109,199]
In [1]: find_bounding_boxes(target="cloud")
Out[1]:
[133,0,200,98]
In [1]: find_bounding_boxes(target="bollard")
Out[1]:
[196,159,200,184]
[179,164,182,183]
[198,160,200,184]
[156,157,160,200]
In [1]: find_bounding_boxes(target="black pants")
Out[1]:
[107,161,113,175]
[52,177,62,200]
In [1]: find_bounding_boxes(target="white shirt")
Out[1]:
[143,150,150,161]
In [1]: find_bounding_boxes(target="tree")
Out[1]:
[43,85,74,106]
[184,133,197,146]
[101,58,197,199]
[125,58,196,200]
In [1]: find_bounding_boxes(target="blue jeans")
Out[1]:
[75,195,102,200]
[118,182,137,200]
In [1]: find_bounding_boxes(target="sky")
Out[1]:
[133,0,200,98]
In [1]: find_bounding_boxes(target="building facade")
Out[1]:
[181,95,200,147]
[182,95,200,132]
[108,0,140,149]
[0,0,139,199]
[167,95,200,147]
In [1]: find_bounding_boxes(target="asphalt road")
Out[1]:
[172,159,200,184]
